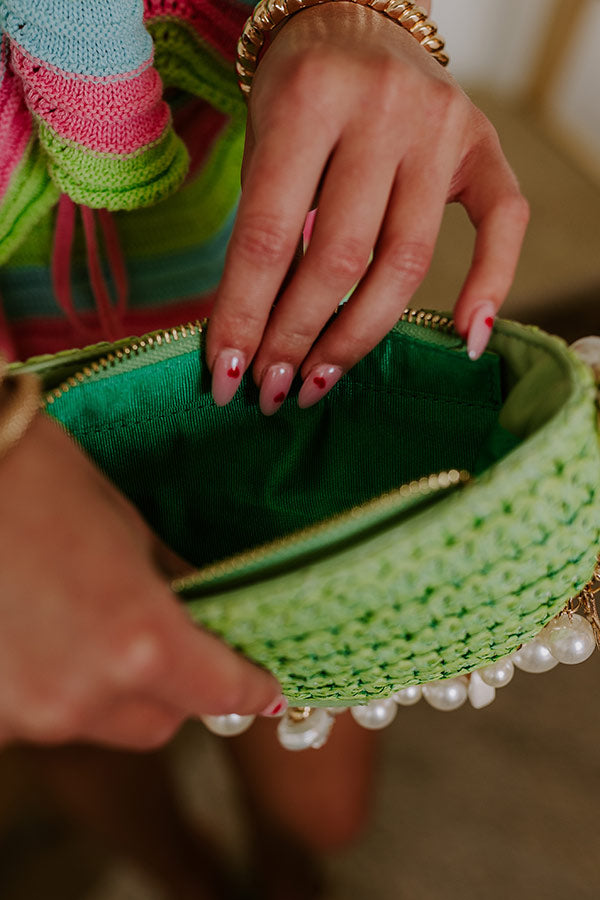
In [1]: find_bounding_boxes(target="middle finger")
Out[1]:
[252,129,399,413]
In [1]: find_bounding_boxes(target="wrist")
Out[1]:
[238,0,448,95]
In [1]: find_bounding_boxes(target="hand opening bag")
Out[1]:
[13,310,600,749]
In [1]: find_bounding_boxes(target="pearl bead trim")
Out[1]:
[201,604,599,750]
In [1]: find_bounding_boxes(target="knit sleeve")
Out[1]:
[0,0,189,249]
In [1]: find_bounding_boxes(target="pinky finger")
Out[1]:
[453,191,530,359]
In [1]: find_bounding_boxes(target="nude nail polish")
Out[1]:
[467,302,496,361]
[298,364,343,409]
[259,363,294,416]
[212,348,245,406]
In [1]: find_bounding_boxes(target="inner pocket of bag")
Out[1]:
[46,328,518,567]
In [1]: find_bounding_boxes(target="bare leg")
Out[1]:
[227,712,378,899]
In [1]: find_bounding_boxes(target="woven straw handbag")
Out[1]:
[14,309,600,743]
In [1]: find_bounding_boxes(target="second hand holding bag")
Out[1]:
[13,309,600,749]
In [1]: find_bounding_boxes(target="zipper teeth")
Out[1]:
[42,307,454,407]
[172,468,470,592]
[399,308,454,331]
[43,319,207,407]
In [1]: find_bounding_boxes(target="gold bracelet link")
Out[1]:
[236,0,449,95]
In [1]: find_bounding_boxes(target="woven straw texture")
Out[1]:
[18,317,600,706]
[179,323,600,704]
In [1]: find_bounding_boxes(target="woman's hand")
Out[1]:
[207,1,528,413]
[0,416,282,749]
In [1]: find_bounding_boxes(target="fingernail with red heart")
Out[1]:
[467,302,496,361]
[298,364,343,409]
[259,363,294,416]
[212,348,245,406]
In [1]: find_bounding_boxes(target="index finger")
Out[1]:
[205,117,335,401]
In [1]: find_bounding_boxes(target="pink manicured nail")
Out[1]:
[212,348,245,406]
[467,302,496,361]
[260,695,288,717]
[303,208,317,249]
[259,363,294,416]
[298,364,343,409]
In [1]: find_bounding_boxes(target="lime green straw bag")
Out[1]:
[14,311,600,706]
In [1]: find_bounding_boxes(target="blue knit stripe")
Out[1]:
[2,0,152,78]
[0,206,236,320]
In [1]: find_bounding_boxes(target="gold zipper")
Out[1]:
[41,307,454,408]
[172,466,470,593]
[43,319,208,407]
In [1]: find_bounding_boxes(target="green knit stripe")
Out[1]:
[4,118,245,268]
[114,118,244,258]
[147,18,246,120]
[0,139,60,266]
[37,121,190,211]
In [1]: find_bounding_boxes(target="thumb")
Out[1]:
[154,598,284,717]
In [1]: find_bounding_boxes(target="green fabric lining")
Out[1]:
[44,325,516,569]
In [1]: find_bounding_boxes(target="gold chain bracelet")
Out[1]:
[0,355,40,461]
[236,0,449,96]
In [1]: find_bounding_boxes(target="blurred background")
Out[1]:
[416,0,600,337]
[1,0,599,898]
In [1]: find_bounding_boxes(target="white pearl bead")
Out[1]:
[468,671,496,709]
[570,336,600,380]
[422,677,468,711]
[512,638,558,673]
[277,708,333,751]
[350,699,398,730]
[201,713,255,737]
[478,659,515,688]
[544,613,596,665]
[393,685,422,706]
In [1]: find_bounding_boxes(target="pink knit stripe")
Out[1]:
[10,42,168,155]
[36,103,170,156]
[11,45,163,117]
[0,40,33,201]
[12,295,216,359]
[144,0,249,62]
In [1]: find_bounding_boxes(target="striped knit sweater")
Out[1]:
[0,0,258,359]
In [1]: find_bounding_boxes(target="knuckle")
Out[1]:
[286,50,338,99]
[499,192,530,227]
[109,621,170,690]
[315,239,369,286]
[233,214,296,268]
[266,321,316,356]
[382,240,433,288]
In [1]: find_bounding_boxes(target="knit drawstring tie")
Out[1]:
[51,195,129,344]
